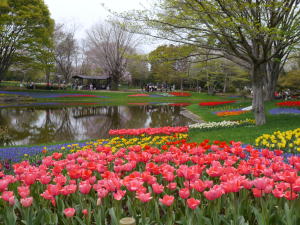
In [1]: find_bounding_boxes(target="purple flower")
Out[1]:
[269,108,300,115]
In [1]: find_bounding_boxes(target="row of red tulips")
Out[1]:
[108,126,188,136]
[277,101,300,107]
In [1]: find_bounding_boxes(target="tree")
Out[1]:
[127,54,149,87]
[86,20,137,90]
[0,0,54,82]
[148,44,194,88]
[54,24,78,83]
[124,0,300,125]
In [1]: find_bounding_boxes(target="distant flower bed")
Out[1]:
[189,119,255,130]
[255,128,300,154]
[109,126,189,136]
[269,108,300,115]
[58,94,103,98]
[169,103,191,107]
[170,92,192,97]
[215,110,250,117]
[199,100,236,106]
[128,94,149,97]
[276,101,300,107]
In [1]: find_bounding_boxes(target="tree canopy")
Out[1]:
[0,0,54,81]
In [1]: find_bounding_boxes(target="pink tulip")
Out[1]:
[79,182,92,194]
[187,198,200,210]
[0,179,9,192]
[64,208,76,217]
[152,183,164,194]
[82,209,88,215]
[136,192,152,202]
[159,195,174,206]
[18,186,30,198]
[20,197,33,207]
[179,188,190,199]
[1,191,14,202]
[204,185,224,200]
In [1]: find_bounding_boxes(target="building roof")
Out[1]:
[72,75,110,80]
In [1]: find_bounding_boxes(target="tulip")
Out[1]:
[82,209,88,215]
[64,208,76,217]
[187,198,200,210]
[159,195,174,206]
[179,188,190,199]
[136,192,152,202]
[20,197,33,207]
[152,183,164,194]
[79,182,92,194]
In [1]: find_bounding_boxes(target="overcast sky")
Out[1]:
[44,0,159,53]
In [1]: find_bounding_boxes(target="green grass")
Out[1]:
[187,100,300,144]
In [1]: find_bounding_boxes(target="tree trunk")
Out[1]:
[264,61,280,101]
[180,78,183,91]
[252,63,266,125]
[223,73,228,93]
[111,73,120,91]
[46,69,50,88]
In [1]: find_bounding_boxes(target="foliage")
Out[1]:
[0,126,11,146]
[279,70,300,90]
[148,44,194,86]
[0,0,54,80]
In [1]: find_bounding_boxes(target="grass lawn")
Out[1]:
[187,100,300,144]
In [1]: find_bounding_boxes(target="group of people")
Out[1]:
[142,84,175,93]
[274,89,291,100]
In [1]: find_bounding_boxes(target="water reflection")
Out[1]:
[0,105,193,146]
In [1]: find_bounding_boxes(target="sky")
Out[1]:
[44,0,159,53]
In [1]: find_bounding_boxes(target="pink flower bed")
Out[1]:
[128,94,149,97]
[0,139,299,224]
[109,126,189,136]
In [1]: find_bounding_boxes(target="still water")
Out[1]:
[0,105,194,146]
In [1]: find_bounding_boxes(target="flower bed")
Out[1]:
[276,101,300,107]
[269,108,300,115]
[58,94,100,98]
[128,94,149,97]
[109,126,189,136]
[199,100,236,106]
[255,128,300,154]
[189,119,255,130]
[169,92,192,97]
[214,110,250,117]
[168,103,191,107]
[0,134,299,224]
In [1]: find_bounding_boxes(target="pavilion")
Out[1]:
[72,75,111,90]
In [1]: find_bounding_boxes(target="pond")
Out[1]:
[0,104,194,146]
